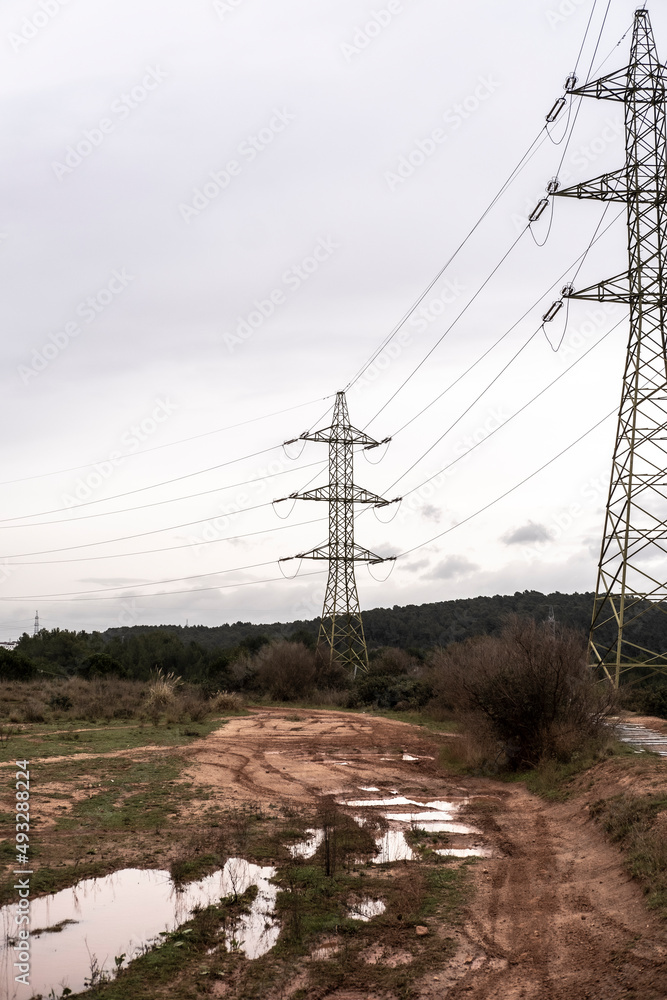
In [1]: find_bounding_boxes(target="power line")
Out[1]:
[0,446,283,525]
[0,460,327,530]
[0,569,328,604]
[397,408,616,559]
[362,226,530,431]
[389,205,623,442]
[9,515,327,566]
[398,313,626,499]
[344,127,552,393]
[0,394,333,488]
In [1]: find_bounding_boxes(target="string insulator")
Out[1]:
[547,177,560,195]
[529,198,549,223]
[565,73,578,92]
[546,96,567,122]
[543,299,564,323]
[561,283,575,297]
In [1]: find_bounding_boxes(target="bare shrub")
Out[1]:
[429,616,615,769]
[22,702,46,723]
[250,641,316,701]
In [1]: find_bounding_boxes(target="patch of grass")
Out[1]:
[516,741,636,801]
[590,792,667,917]
[0,717,226,763]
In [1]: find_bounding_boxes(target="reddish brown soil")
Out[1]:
[188,708,667,999]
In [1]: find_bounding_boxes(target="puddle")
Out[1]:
[616,722,667,756]
[288,829,324,859]
[372,830,415,863]
[344,796,423,808]
[0,861,278,999]
[347,897,386,921]
[384,814,481,834]
[359,786,381,792]
[436,847,493,858]
[402,753,419,761]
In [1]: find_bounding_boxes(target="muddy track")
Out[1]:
[187,709,667,999]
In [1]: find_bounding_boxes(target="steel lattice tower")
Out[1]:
[280,391,395,672]
[557,7,667,685]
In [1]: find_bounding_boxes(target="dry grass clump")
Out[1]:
[146,668,181,709]
[210,690,245,713]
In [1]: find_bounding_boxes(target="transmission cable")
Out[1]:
[0,394,333,488]
[7,516,328,566]
[363,225,529,431]
[398,312,626,500]
[389,205,623,441]
[0,568,328,604]
[396,407,616,559]
[0,460,328,530]
[343,129,551,393]
[0,445,285,524]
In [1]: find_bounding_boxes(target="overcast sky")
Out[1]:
[0,0,662,639]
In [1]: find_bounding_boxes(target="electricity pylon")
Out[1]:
[557,7,667,685]
[279,391,397,673]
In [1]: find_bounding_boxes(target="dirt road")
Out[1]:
[187,709,667,999]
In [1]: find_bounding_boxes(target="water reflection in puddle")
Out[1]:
[0,860,278,999]
[347,898,386,921]
[436,847,492,858]
[372,830,415,863]
[288,829,324,859]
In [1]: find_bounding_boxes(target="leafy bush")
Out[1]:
[622,682,667,720]
[429,616,615,769]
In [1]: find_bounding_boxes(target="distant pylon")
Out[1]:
[547,605,556,637]
[33,611,39,638]
[279,391,398,672]
[557,8,667,685]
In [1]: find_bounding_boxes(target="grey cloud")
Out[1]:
[502,522,552,546]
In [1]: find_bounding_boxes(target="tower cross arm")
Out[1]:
[285,543,394,565]
[568,66,665,102]
[285,429,390,448]
[563,272,634,304]
[285,485,400,505]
